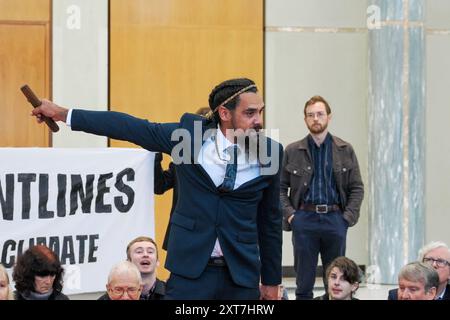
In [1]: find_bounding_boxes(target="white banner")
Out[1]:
[0,148,154,295]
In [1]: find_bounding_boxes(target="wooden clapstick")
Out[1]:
[20,85,59,132]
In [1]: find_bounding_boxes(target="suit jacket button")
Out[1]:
[293,170,297,174]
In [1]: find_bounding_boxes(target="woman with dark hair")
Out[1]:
[13,245,69,300]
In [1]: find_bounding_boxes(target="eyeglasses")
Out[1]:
[306,112,327,119]
[423,257,450,268]
[109,286,141,298]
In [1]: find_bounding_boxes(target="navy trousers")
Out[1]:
[291,210,348,300]
[164,264,260,300]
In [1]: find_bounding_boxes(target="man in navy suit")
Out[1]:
[31,78,283,300]
[388,241,450,300]
[154,106,210,251]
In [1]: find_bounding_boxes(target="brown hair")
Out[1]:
[126,236,159,260]
[326,256,361,285]
[304,95,331,116]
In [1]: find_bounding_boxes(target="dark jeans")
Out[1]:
[164,264,260,300]
[291,210,348,300]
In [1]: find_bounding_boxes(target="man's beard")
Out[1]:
[308,122,327,134]
[230,116,262,145]
[244,125,262,156]
[230,121,263,162]
[232,126,261,148]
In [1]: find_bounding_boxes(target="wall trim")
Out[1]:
[282,265,366,279]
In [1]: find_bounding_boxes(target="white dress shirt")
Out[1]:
[197,126,260,257]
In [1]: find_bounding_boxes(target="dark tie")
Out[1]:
[219,145,238,192]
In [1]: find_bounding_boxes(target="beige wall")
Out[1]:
[52,0,108,147]
[266,0,367,27]
[426,0,450,29]
[265,0,369,267]
[425,0,450,247]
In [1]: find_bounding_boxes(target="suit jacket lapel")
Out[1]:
[181,115,218,190]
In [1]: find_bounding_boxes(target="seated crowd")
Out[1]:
[0,240,449,300]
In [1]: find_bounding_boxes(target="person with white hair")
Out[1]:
[0,264,13,300]
[98,261,143,300]
[388,241,450,300]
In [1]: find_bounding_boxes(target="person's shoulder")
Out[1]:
[387,288,398,300]
[13,290,22,300]
[443,284,450,300]
[179,113,210,125]
[97,292,111,300]
[178,113,216,134]
[285,137,308,152]
[263,135,283,153]
[53,291,70,300]
[330,134,353,148]
[155,278,166,287]
[148,278,166,299]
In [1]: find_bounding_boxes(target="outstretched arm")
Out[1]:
[31,100,178,154]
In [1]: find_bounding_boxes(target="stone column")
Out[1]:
[368,0,425,284]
